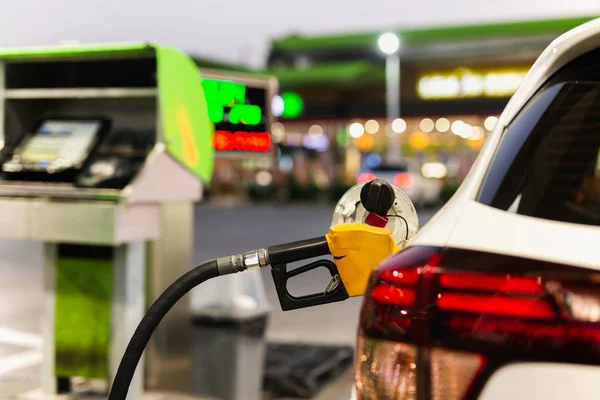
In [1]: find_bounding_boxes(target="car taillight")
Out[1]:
[393,173,413,189]
[358,172,377,183]
[356,246,600,400]
[356,337,417,400]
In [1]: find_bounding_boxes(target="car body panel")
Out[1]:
[443,200,599,270]
[479,363,600,400]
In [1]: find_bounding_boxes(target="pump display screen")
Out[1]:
[18,120,102,168]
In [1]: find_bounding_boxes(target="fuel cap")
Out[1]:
[360,179,395,217]
[332,180,419,248]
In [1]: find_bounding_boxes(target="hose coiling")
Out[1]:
[108,260,220,400]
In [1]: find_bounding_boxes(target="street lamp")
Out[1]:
[378,32,401,163]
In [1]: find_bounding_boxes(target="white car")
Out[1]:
[358,163,442,208]
[355,19,600,400]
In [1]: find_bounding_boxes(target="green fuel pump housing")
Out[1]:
[0,42,216,397]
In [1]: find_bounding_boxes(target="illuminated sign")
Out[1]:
[213,130,271,152]
[202,78,270,153]
[280,92,304,119]
[272,92,303,119]
[417,67,530,100]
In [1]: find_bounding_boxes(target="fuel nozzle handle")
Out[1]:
[267,236,347,311]
[267,236,330,265]
[360,179,395,217]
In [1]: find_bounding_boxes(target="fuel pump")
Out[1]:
[108,179,419,399]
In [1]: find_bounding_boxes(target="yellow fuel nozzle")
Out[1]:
[268,223,400,311]
[269,180,415,311]
[326,222,400,297]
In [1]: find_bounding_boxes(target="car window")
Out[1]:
[478,82,600,226]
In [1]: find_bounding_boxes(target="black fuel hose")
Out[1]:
[108,239,329,399]
[108,260,219,400]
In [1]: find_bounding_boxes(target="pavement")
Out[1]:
[0,203,437,400]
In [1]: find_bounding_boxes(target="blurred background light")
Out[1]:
[391,118,406,134]
[278,155,294,173]
[483,72,526,96]
[421,162,448,179]
[378,32,400,55]
[459,123,473,139]
[451,120,464,135]
[435,118,450,132]
[484,115,499,131]
[461,73,484,96]
[336,129,349,147]
[471,126,485,140]
[467,137,485,150]
[408,131,430,150]
[357,172,376,183]
[255,170,273,186]
[314,169,330,189]
[417,69,527,99]
[393,172,414,189]
[308,124,324,137]
[450,120,475,138]
[271,122,285,143]
[418,75,460,99]
[280,92,304,119]
[348,122,365,138]
[366,153,382,169]
[420,118,434,133]
[365,119,380,134]
[354,133,375,151]
[271,95,284,117]
[303,133,330,152]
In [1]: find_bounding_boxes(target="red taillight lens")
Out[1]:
[437,292,554,319]
[393,173,414,188]
[358,172,376,183]
[439,273,544,293]
[379,269,419,285]
[356,246,600,399]
[371,284,416,306]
